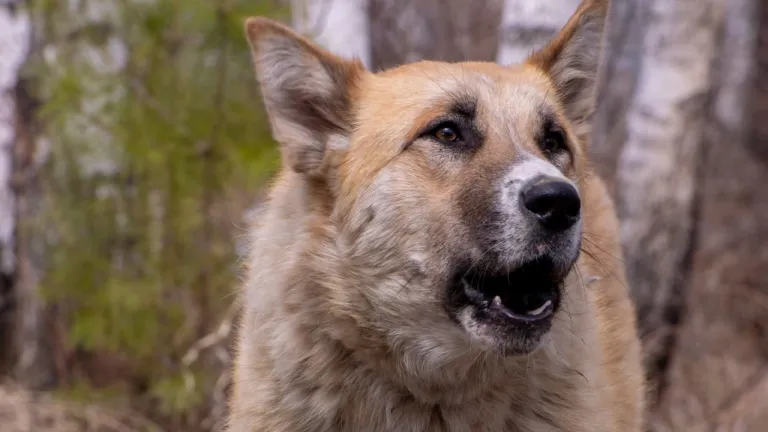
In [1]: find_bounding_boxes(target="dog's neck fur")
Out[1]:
[236,172,610,431]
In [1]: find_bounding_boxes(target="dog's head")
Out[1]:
[245,0,607,356]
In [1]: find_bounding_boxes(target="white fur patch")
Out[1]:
[494,156,580,265]
[499,156,570,213]
[506,156,568,185]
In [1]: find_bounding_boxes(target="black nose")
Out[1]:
[521,179,581,231]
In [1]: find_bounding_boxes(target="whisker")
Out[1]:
[581,233,624,264]
[579,246,630,292]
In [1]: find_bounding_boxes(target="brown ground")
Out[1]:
[0,382,165,432]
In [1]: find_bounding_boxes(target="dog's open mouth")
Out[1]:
[449,256,562,325]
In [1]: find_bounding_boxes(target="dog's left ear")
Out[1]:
[526,0,609,141]
[244,17,366,177]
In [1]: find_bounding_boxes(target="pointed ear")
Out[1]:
[244,17,366,177]
[526,0,609,142]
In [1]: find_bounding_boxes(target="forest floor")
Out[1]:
[0,382,165,432]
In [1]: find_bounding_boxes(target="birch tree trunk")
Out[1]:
[0,3,27,374]
[291,0,372,68]
[6,6,58,389]
[0,2,43,381]
[496,0,579,65]
[654,0,768,430]
[0,4,25,292]
[615,0,724,401]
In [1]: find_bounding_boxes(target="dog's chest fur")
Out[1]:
[277,370,597,432]
[233,288,610,432]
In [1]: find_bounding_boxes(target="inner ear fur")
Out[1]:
[526,0,609,142]
[244,17,366,177]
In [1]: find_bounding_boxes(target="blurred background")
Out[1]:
[0,0,765,431]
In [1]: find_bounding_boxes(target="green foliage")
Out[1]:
[54,380,131,405]
[150,372,206,416]
[26,0,290,421]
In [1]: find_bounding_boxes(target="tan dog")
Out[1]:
[229,0,645,430]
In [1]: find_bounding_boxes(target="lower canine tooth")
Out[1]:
[492,296,503,307]
[526,300,552,316]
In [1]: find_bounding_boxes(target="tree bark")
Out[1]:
[10,36,56,391]
[750,0,768,163]
[291,0,372,68]
[590,0,648,193]
[496,0,579,65]
[615,0,724,409]
[368,0,503,71]
[654,0,768,430]
[0,2,31,376]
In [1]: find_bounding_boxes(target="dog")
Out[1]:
[229,0,645,430]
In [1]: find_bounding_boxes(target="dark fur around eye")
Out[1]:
[538,120,569,157]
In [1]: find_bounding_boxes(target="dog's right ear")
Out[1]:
[244,17,366,177]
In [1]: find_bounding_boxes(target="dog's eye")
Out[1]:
[432,123,462,144]
[540,129,566,155]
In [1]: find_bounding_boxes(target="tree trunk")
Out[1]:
[614,0,723,402]
[590,0,648,193]
[654,0,768,430]
[496,0,579,65]
[0,2,53,387]
[750,0,768,162]
[9,23,57,391]
[291,0,372,68]
[368,0,503,71]
[0,4,29,372]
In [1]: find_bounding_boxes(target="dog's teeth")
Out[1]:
[526,300,552,316]
[492,296,503,307]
